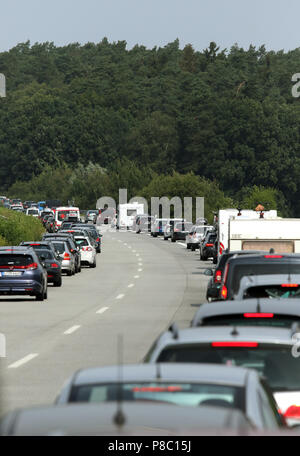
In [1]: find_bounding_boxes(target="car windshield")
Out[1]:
[231,263,300,294]
[175,223,193,231]
[35,250,54,260]
[201,315,300,328]
[0,254,33,267]
[52,243,66,254]
[75,238,89,247]
[157,344,300,392]
[69,382,243,409]
[243,285,300,299]
[28,210,39,215]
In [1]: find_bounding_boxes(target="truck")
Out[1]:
[117,202,145,230]
[228,218,300,254]
[217,208,278,259]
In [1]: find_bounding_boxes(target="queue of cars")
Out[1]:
[2,206,300,435]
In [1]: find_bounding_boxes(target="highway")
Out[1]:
[0,228,210,416]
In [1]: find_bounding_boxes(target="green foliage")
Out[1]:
[1,39,300,214]
[0,208,45,245]
[235,185,290,217]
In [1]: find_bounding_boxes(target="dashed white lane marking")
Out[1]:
[138,268,143,272]
[136,254,140,257]
[116,294,125,300]
[128,283,134,288]
[124,243,127,246]
[8,353,39,369]
[133,250,136,253]
[64,325,81,335]
[178,242,186,247]
[127,246,132,249]
[134,275,140,279]
[96,307,109,314]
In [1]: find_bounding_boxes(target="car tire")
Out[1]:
[191,245,195,251]
[153,234,158,238]
[171,238,176,243]
[164,237,168,241]
[36,292,44,301]
[90,259,96,268]
[44,287,48,300]
[66,270,72,276]
[54,278,62,287]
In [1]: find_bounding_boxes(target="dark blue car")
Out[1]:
[0,247,48,301]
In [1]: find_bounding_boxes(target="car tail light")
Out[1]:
[25,262,38,270]
[48,274,53,278]
[281,284,299,288]
[221,285,227,299]
[64,253,70,260]
[264,255,283,258]
[206,243,214,247]
[50,263,59,268]
[284,405,300,419]
[96,237,100,242]
[211,342,258,347]
[214,270,222,283]
[244,313,274,318]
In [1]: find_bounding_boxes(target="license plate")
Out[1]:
[3,271,22,277]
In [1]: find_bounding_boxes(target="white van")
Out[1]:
[54,207,80,230]
[117,203,144,230]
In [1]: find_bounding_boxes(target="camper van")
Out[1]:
[117,203,145,230]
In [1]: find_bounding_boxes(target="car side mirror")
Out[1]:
[204,269,213,276]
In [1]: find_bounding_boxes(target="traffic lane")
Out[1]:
[0,234,139,371]
[0,229,210,414]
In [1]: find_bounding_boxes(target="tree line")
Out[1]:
[0,39,299,215]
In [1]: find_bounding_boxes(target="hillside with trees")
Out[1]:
[0,38,299,215]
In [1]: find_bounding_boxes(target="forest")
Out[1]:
[0,38,300,216]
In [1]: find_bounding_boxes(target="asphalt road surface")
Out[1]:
[0,228,211,416]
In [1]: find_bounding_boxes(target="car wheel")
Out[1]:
[54,278,62,287]
[97,247,101,253]
[164,237,168,241]
[44,287,48,300]
[36,292,44,301]
[153,234,158,238]
[171,238,176,243]
[66,270,72,276]
[90,259,96,268]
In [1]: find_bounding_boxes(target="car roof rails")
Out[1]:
[168,323,179,340]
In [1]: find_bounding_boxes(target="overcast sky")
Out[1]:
[0,0,299,53]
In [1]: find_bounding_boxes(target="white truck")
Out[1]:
[228,218,300,254]
[217,209,278,258]
[117,202,145,230]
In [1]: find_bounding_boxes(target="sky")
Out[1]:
[0,0,299,53]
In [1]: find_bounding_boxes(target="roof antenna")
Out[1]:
[231,326,239,336]
[256,298,261,313]
[156,363,162,380]
[113,334,126,428]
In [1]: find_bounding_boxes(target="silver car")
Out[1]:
[234,274,300,301]
[186,225,214,251]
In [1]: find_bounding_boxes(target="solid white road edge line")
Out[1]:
[128,284,134,288]
[64,325,81,335]
[116,294,125,300]
[8,353,39,369]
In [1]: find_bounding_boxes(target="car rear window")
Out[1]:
[200,314,300,328]
[35,250,55,260]
[52,243,66,254]
[69,382,244,410]
[157,344,300,391]
[0,254,34,267]
[175,223,193,231]
[230,263,300,294]
[243,285,300,299]
[75,238,89,247]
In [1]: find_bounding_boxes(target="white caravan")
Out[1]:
[229,218,300,254]
[118,203,145,230]
[217,209,278,258]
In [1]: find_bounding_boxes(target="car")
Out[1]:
[71,225,101,253]
[25,208,39,217]
[151,218,168,237]
[54,362,283,430]
[74,236,96,268]
[19,241,60,260]
[163,219,185,241]
[58,221,74,231]
[42,234,81,273]
[204,250,270,302]
[220,253,300,301]
[43,239,76,276]
[234,274,300,300]
[85,210,98,224]
[186,225,214,251]
[45,215,56,233]
[191,298,300,328]
[170,221,194,243]
[136,215,154,234]
[0,402,254,436]
[199,231,217,261]
[34,249,62,287]
[0,247,48,301]
[144,324,300,426]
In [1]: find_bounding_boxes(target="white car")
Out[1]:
[26,208,39,218]
[186,225,214,251]
[74,236,96,268]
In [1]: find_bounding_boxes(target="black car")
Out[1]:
[171,222,193,243]
[200,231,217,261]
[20,241,60,260]
[35,249,62,287]
[205,250,268,301]
[42,234,81,273]
[0,247,48,301]
[220,253,300,301]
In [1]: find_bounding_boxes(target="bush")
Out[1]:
[0,208,45,245]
